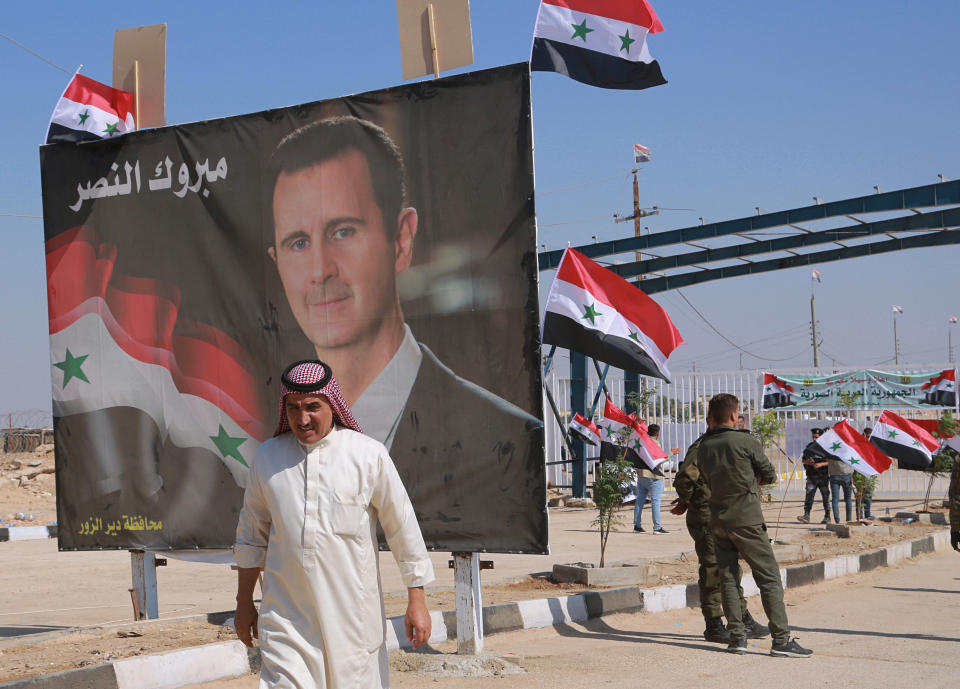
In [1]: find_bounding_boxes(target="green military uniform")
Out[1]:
[949,453,960,551]
[674,435,748,623]
[698,426,790,645]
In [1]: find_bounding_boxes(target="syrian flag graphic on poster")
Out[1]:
[569,412,601,447]
[531,0,667,90]
[762,373,797,409]
[816,420,893,477]
[542,247,683,381]
[598,397,667,470]
[47,227,269,488]
[869,410,940,471]
[920,369,958,407]
[46,73,136,144]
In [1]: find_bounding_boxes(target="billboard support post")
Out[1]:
[453,552,483,654]
[130,550,159,619]
[427,3,440,78]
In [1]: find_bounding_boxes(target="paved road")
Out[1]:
[193,548,960,689]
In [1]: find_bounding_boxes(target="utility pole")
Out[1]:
[613,169,659,273]
[810,293,820,368]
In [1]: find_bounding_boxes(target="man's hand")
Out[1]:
[405,587,432,650]
[951,531,959,552]
[234,567,261,648]
[669,499,688,516]
[235,598,259,647]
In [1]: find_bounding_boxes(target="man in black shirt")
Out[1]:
[798,428,831,524]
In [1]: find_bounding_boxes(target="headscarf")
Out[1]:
[273,360,362,437]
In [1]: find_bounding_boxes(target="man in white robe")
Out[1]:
[234,360,435,688]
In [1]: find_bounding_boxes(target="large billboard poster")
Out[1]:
[41,63,547,554]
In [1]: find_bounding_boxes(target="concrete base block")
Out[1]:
[552,562,658,587]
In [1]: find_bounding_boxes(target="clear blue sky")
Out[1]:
[2,1,959,418]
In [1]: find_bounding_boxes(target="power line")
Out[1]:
[539,215,611,228]
[674,288,809,362]
[537,171,632,196]
[0,213,42,219]
[0,32,71,74]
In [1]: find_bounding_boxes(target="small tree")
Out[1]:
[751,410,786,502]
[591,452,633,567]
[853,472,877,519]
[921,409,959,511]
[591,389,654,567]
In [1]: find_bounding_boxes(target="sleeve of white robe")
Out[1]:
[234,455,271,569]
[371,449,435,588]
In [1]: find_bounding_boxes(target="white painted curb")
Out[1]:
[113,640,249,689]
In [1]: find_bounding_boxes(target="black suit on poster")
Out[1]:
[387,344,547,553]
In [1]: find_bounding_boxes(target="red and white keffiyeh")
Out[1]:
[273,360,362,437]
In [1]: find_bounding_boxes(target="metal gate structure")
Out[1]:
[543,364,956,500]
[538,180,960,502]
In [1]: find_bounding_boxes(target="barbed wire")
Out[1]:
[0,409,54,430]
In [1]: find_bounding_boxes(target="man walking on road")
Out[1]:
[698,393,812,658]
[234,360,435,688]
[672,415,769,644]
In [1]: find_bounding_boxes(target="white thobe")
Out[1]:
[235,425,435,689]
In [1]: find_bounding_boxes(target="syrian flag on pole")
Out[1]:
[597,397,667,470]
[912,418,959,455]
[531,0,667,91]
[816,420,892,477]
[761,373,796,409]
[869,410,939,471]
[569,412,601,447]
[920,369,958,407]
[634,143,651,163]
[542,247,683,381]
[46,72,136,144]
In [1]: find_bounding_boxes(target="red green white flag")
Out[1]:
[817,420,892,477]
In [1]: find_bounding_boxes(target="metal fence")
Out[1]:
[543,366,955,500]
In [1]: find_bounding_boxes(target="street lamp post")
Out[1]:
[949,316,957,364]
[892,305,903,366]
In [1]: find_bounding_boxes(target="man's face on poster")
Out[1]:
[269,148,416,350]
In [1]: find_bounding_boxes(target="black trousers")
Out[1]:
[803,475,830,518]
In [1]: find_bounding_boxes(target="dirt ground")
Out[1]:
[0,444,57,526]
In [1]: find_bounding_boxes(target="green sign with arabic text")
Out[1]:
[762,369,957,410]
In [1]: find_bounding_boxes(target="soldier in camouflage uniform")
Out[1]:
[672,418,769,643]
[698,393,812,657]
[950,450,959,552]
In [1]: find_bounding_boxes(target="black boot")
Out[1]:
[703,616,731,643]
[743,610,770,639]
